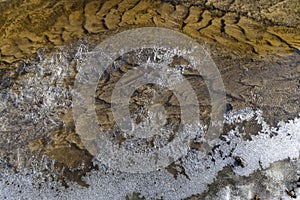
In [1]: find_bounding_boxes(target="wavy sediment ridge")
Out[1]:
[0,0,299,199]
[0,0,299,64]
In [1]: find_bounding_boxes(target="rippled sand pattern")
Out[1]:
[0,0,299,199]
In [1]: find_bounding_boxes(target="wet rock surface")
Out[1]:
[0,0,299,199]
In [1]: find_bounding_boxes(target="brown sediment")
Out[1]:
[0,0,299,192]
[0,0,299,64]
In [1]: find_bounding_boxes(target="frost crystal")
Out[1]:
[1,106,299,199]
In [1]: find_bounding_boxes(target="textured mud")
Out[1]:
[0,0,299,64]
[0,0,299,199]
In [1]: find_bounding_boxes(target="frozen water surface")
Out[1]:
[0,111,299,199]
[0,43,299,199]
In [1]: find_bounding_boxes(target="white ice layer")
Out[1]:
[0,44,299,199]
[0,108,299,200]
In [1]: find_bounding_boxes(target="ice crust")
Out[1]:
[0,45,299,199]
[0,50,72,152]
[1,108,299,200]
